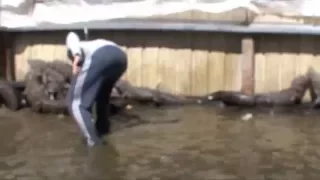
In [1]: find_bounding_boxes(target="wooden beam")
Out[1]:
[241,36,255,95]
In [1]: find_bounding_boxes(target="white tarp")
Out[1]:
[0,0,320,28]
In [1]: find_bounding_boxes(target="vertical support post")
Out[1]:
[83,27,89,40]
[5,48,11,81]
[4,32,14,81]
[241,36,255,95]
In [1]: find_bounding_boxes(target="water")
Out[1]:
[1,105,320,180]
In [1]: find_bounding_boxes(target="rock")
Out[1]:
[241,113,253,121]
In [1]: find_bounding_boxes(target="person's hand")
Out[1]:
[72,65,80,75]
[72,55,81,75]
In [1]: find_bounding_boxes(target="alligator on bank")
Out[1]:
[0,80,22,111]
[307,67,320,108]
[202,75,311,107]
[1,59,320,114]
[15,59,201,114]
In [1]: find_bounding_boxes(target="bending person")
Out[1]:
[65,31,127,147]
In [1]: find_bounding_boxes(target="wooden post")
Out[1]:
[5,47,13,81]
[4,32,14,81]
[241,36,255,95]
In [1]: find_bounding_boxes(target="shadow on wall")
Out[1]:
[14,30,88,55]
[255,34,320,54]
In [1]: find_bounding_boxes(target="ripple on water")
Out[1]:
[0,106,320,179]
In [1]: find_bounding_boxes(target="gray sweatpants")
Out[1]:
[66,45,127,146]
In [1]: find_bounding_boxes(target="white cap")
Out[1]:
[66,31,81,56]
[66,31,80,49]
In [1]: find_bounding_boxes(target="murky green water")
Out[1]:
[1,105,320,180]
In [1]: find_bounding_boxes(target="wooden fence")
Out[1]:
[11,31,320,97]
[254,35,320,94]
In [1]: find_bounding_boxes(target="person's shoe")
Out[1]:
[96,122,111,138]
[82,136,107,147]
[88,139,107,147]
[97,129,109,138]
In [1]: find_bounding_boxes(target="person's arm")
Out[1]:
[72,55,81,75]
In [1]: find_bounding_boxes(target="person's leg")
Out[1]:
[94,46,127,137]
[94,78,113,137]
[66,57,107,147]
[95,77,119,137]
[66,73,77,115]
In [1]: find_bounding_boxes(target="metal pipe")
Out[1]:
[83,27,89,40]
[3,19,320,36]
